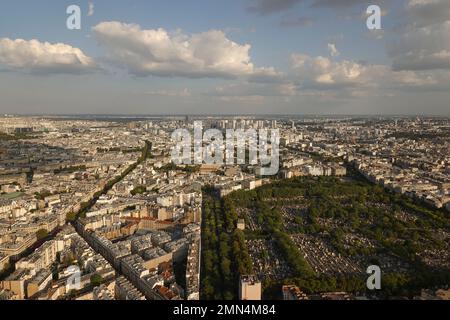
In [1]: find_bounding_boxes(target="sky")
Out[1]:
[0,0,449,115]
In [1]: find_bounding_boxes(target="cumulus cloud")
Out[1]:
[327,43,339,57]
[92,21,279,80]
[209,73,397,103]
[288,50,447,97]
[248,67,285,83]
[290,53,368,90]
[0,38,96,74]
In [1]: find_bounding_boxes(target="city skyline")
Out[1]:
[1,0,450,115]
[1,115,448,302]
[0,0,449,308]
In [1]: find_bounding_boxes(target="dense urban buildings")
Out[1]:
[0,115,449,301]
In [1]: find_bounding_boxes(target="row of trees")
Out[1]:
[54,165,87,174]
[201,191,253,300]
[0,131,36,141]
[96,147,143,154]
[159,163,200,173]
[66,141,152,222]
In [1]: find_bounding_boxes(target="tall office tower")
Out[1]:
[271,120,277,129]
[239,275,261,300]
[145,122,153,130]
[221,120,228,129]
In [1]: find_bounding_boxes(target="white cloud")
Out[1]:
[88,2,95,17]
[247,67,285,83]
[92,21,278,80]
[327,43,339,57]
[204,37,450,102]
[0,38,96,74]
[289,50,449,97]
[291,53,365,89]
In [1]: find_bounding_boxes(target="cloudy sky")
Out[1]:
[0,0,449,115]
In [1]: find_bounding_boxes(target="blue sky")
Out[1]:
[0,0,449,115]
[0,1,390,65]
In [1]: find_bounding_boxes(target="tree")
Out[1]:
[0,262,11,274]
[66,211,77,222]
[35,190,52,200]
[36,229,49,240]
[131,185,146,195]
[90,274,104,287]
